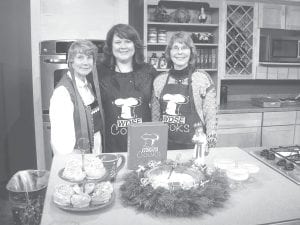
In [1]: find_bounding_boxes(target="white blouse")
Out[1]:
[49,72,102,155]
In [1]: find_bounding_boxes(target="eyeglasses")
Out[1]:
[171,45,190,52]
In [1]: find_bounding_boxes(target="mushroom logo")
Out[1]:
[141,133,159,148]
[114,97,141,119]
[162,94,188,116]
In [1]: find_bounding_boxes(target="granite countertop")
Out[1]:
[218,101,300,114]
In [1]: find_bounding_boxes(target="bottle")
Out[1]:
[149,53,159,69]
[158,53,168,69]
[199,6,207,23]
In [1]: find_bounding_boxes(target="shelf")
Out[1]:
[147,43,218,47]
[156,68,217,72]
[147,22,219,28]
[259,62,300,66]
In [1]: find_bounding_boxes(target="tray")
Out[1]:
[58,168,109,183]
[53,191,115,212]
[251,97,281,108]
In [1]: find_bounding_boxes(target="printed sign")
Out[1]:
[127,122,168,170]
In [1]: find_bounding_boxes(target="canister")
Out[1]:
[148,28,157,43]
[157,29,167,43]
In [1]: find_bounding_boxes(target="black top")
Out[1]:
[97,63,157,152]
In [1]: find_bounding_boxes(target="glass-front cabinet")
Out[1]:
[225,3,254,77]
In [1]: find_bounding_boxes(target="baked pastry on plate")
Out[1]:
[91,182,113,205]
[71,193,91,208]
[53,184,75,206]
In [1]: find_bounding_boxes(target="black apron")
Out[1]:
[102,72,151,152]
[159,73,201,150]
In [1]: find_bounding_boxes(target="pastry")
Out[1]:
[53,184,75,206]
[84,156,106,179]
[71,193,91,208]
[91,182,113,205]
[62,159,86,181]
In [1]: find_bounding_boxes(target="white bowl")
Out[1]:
[239,163,260,174]
[214,159,235,170]
[226,168,249,181]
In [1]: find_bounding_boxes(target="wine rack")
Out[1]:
[226,4,254,76]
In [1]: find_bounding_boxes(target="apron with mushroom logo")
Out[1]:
[103,72,151,153]
[159,73,200,150]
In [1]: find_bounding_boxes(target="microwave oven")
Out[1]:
[259,35,300,63]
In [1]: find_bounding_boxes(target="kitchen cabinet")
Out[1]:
[225,2,256,78]
[43,121,53,170]
[262,125,295,147]
[217,127,261,147]
[294,125,300,145]
[262,111,297,147]
[286,6,300,30]
[295,111,300,145]
[259,3,300,30]
[259,4,285,29]
[217,113,262,147]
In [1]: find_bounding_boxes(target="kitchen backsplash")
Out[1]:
[40,0,128,40]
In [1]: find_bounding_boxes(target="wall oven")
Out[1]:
[40,40,104,169]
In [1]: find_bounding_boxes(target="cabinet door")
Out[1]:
[217,127,261,148]
[262,125,294,147]
[286,6,300,30]
[259,3,285,29]
[43,122,53,170]
[294,125,300,145]
[218,113,262,129]
[226,4,254,77]
[263,111,296,126]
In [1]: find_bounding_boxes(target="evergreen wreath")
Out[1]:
[119,160,230,217]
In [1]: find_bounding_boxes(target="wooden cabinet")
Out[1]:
[225,2,257,78]
[262,125,295,147]
[217,127,261,147]
[43,121,53,170]
[295,111,300,145]
[294,125,300,145]
[259,4,285,29]
[217,113,262,147]
[285,6,300,30]
[259,3,300,30]
[262,111,297,147]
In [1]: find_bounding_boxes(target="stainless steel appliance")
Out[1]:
[259,29,300,63]
[40,40,105,169]
[250,146,300,185]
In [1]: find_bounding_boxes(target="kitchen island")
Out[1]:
[40,147,300,225]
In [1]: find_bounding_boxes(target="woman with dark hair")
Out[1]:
[98,24,157,153]
[50,40,104,154]
[152,32,217,153]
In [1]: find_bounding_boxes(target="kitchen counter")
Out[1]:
[219,101,300,114]
[40,147,300,225]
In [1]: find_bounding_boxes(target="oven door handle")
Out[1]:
[42,59,68,70]
[43,58,67,64]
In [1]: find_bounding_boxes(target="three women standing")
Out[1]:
[98,24,157,153]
